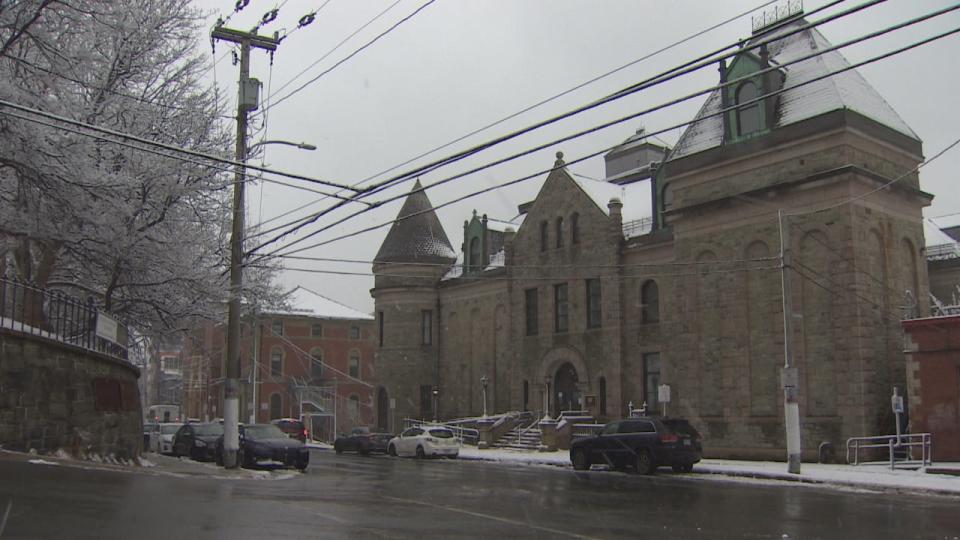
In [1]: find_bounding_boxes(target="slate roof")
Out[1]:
[374,180,457,264]
[669,18,918,160]
[263,286,373,320]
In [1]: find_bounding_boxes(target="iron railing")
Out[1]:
[846,433,933,469]
[0,277,128,361]
[571,423,604,440]
[402,418,479,446]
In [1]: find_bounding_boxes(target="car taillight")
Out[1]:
[660,433,679,444]
[302,428,309,439]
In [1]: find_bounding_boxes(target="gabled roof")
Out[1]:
[669,18,919,160]
[570,172,650,224]
[374,180,457,264]
[263,286,374,320]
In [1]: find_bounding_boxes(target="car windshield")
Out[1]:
[160,425,180,435]
[193,424,223,436]
[244,425,288,440]
[428,429,454,439]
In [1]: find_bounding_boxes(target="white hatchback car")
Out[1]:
[149,423,182,455]
[387,426,459,458]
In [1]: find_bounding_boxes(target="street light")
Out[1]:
[247,139,317,154]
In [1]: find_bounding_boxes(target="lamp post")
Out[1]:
[222,137,314,469]
[432,387,439,423]
[543,375,552,420]
[480,375,488,418]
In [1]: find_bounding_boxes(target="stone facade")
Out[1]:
[0,329,142,459]
[371,19,933,460]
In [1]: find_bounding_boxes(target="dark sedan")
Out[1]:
[216,424,309,471]
[570,417,702,474]
[334,426,393,455]
[172,422,224,461]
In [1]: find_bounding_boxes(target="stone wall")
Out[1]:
[0,329,142,459]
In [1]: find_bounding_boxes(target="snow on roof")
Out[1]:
[570,172,652,224]
[924,219,958,248]
[263,286,373,320]
[670,19,918,160]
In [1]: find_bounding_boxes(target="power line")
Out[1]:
[247,0,883,254]
[276,0,333,43]
[0,97,365,197]
[257,0,438,115]
[251,10,960,262]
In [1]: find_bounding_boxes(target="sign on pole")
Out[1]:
[95,313,118,343]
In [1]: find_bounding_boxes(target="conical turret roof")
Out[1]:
[374,180,457,264]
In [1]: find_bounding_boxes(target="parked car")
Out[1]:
[149,422,182,455]
[215,424,309,471]
[334,426,393,455]
[172,422,224,461]
[271,418,308,443]
[387,426,459,459]
[143,422,158,450]
[569,417,702,474]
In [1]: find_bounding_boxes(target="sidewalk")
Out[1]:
[457,447,960,496]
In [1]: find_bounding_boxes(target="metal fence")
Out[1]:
[402,418,479,446]
[846,433,933,469]
[0,277,128,361]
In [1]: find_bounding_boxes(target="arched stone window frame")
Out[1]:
[570,213,580,244]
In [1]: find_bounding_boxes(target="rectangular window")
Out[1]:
[643,352,661,406]
[271,348,283,378]
[271,319,283,336]
[554,283,569,333]
[350,326,360,340]
[421,310,433,345]
[420,384,433,419]
[378,311,384,347]
[525,288,539,336]
[349,352,360,379]
[311,323,323,338]
[586,278,602,329]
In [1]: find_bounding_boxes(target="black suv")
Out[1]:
[569,417,702,474]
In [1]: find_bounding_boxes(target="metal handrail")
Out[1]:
[402,418,479,446]
[846,433,933,469]
[0,277,128,361]
[571,423,604,439]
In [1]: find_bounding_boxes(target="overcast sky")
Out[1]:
[204,0,960,313]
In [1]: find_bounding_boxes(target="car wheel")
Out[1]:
[239,449,252,469]
[415,446,426,459]
[388,445,397,457]
[634,449,654,475]
[571,449,591,471]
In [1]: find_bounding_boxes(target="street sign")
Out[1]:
[95,313,118,343]
[781,367,799,388]
[658,384,671,403]
[892,395,904,414]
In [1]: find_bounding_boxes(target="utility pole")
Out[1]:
[779,210,802,474]
[211,25,279,469]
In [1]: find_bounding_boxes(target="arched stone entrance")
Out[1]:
[554,362,579,416]
[376,387,389,431]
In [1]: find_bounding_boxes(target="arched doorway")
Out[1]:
[554,362,579,416]
[377,387,389,431]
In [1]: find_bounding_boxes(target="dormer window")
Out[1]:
[736,81,761,136]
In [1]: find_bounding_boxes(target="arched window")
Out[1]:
[555,217,564,248]
[736,81,761,136]
[571,213,580,244]
[598,376,607,416]
[348,394,360,423]
[469,237,481,272]
[270,346,284,378]
[269,393,282,420]
[540,221,549,252]
[641,280,660,323]
[309,347,324,380]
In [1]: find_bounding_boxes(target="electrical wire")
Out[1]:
[250,12,960,262]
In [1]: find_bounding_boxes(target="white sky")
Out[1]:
[204,0,960,313]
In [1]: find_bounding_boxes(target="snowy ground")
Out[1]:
[457,447,960,496]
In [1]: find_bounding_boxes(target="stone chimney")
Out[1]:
[608,198,623,240]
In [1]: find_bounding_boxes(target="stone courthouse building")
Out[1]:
[371,15,931,459]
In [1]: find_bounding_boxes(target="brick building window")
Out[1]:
[540,221,549,252]
[310,348,324,380]
[378,311,384,346]
[271,319,284,336]
[421,310,433,345]
[348,394,360,423]
[269,393,282,420]
[270,347,283,378]
[643,352,661,406]
[311,323,323,337]
[571,213,580,244]
[349,351,360,379]
[641,280,660,324]
[586,278,602,329]
[350,325,360,340]
[555,217,564,248]
[420,384,433,419]
[554,283,569,333]
[525,288,538,336]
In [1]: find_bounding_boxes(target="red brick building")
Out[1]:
[903,315,960,461]
[182,286,376,440]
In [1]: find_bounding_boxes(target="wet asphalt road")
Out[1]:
[1,450,959,539]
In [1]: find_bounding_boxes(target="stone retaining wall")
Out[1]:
[0,329,141,459]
